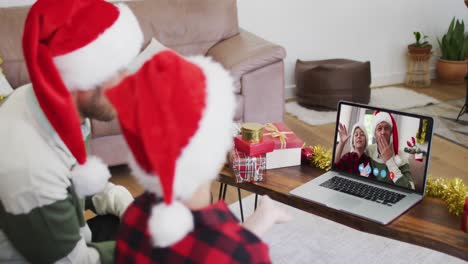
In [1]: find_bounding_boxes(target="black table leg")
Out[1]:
[456,75,468,122]
[237,187,244,223]
[254,194,258,211]
[222,183,227,200]
[218,182,224,201]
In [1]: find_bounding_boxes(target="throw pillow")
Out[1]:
[127,37,168,74]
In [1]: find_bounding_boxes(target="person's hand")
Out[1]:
[377,134,393,162]
[92,182,134,218]
[242,195,292,238]
[338,123,351,144]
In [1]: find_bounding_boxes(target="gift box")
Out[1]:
[234,136,275,156]
[462,198,468,233]
[229,148,266,183]
[262,123,304,169]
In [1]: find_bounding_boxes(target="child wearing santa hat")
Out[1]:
[0,0,143,263]
[334,122,373,178]
[106,49,291,263]
[366,111,414,189]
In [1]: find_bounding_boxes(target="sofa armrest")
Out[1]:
[206,29,286,92]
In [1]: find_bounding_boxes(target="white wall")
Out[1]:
[237,0,468,98]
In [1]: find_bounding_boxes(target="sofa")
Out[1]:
[0,0,286,166]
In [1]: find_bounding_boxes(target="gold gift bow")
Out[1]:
[263,123,293,149]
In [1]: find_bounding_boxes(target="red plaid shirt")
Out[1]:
[335,152,373,178]
[116,192,271,264]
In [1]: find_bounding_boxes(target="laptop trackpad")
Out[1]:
[326,194,362,209]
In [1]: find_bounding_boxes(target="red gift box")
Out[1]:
[462,198,468,233]
[233,136,275,156]
[229,148,266,183]
[262,123,304,149]
[262,123,304,169]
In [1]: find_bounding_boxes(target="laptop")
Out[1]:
[290,101,434,224]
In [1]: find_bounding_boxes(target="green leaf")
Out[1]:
[438,17,466,61]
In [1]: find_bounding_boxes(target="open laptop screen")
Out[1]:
[332,101,434,194]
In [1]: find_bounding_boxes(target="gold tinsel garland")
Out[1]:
[309,145,332,171]
[425,177,468,216]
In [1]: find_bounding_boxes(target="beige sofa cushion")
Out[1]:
[127,0,239,56]
[0,7,29,88]
[207,30,286,94]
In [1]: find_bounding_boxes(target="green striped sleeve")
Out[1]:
[0,194,82,264]
[89,241,115,264]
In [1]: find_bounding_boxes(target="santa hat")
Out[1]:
[22,0,143,196]
[105,50,235,247]
[372,111,401,165]
[350,122,368,150]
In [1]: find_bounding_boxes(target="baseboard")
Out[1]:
[371,68,436,87]
[285,84,295,100]
[285,68,437,100]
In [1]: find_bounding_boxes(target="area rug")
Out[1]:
[286,87,440,126]
[228,195,464,264]
[406,98,468,148]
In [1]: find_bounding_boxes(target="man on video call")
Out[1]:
[366,111,415,190]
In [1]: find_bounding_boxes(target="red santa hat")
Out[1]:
[372,111,401,165]
[22,0,143,196]
[105,50,235,247]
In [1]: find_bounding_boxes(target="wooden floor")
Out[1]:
[110,80,468,205]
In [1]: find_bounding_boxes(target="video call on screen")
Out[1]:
[334,104,432,193]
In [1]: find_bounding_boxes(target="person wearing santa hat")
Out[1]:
[366,111,414,189]
[105,49,291,263]
[0,0,144,263]
[334,122,373,178]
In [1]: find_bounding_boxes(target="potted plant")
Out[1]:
[465,32,468,59]
[408,32,432,55]
[436,17,468,84]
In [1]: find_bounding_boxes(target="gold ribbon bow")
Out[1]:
[263,123,293,149]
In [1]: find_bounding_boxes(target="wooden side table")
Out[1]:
[406,53,431,88]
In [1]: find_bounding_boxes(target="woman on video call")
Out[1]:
[334,122,373,177]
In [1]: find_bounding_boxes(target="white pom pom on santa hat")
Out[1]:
[149,201,194,247]
[71,156,111,197]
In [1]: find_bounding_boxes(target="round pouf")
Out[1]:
[295,59,371,110]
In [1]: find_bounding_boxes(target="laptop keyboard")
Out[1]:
[319,176,406,206]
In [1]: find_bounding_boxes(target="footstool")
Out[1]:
[295,59,371,110]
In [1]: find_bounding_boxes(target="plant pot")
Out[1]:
[408,44,432,55]
[436,59,468,84]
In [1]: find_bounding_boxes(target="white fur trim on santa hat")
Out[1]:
[71,156,111,197]
[372,112,393,131]
[149,200,194,247]
[172,56,236,201]
[53,4,143,91]
[127,153,162,195]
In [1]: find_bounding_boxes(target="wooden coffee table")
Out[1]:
[217,164,468,261]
